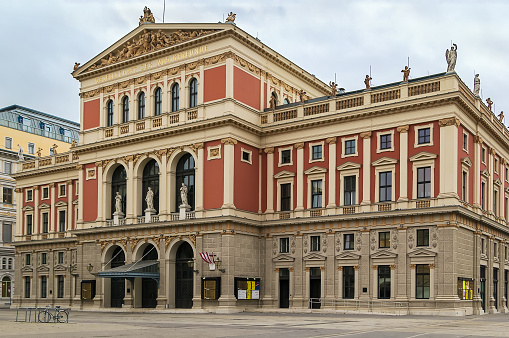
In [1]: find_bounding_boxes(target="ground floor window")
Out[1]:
[1,276,10,298]
[57,275,64,298]
[41,276,47,298]
[378,265,391,299]
[343,266,355,299]
[493,268,499,310]
[480,266,486,311]
[24,276,30,298]
[416,265,430,299]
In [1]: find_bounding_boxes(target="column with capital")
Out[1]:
[50,183,55,232]
[67,180,73,231]
[221,138,236,214]
[397,125,409,203]
[488,148,495,214]
[295,142,305,216]
[360,131,372,209]
[265,148,274,214]
[195,143,205,218]
[326,137,337,211]
[473,135,482,208]
[438,117,460,201]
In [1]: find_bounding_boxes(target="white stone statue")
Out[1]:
[17,144,24,161]
[180,183,188,206]
[145,187,154,210]
[445,43,457,73]
[115,192,122,214]
[474,74,480,96]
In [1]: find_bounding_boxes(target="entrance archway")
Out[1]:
[141,244,158,308]
[1,276,11,298]
[175,242,194,308]
[110,246,125,308]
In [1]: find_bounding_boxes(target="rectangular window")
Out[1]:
[59,210,66,232]
[311,180,322,208]
[59,184,66,197]
[5,137,12,149]
[463,133,468,151]
[462,171,467,201]
[26,253,31,266]
[26,214,32,235]
[310,235,320,251]
[481,238,485,254]
[41,276,47,298]
[418,128,431,144]
[281,149,291,164]
[343,266,355,299]
[4,161,11,175]
[344,175,356,206]
[482,147,486,163]
[311,145,322,160]
[481,182,486,209]
[417,229,429,247]
[344,234,354,250]
[380,134,391,150]
[280,237,289,253]
[42,212,49,233]
[280,183,291,211]
[2,187,12,204]
[378,265,391,299]
[41,253,47,265]
[494,190,499,216]
[345,140,356,155]
[42,187,49,199]
[494,242,498,258]
[494,268,499,309]
[28,142,34,154]
[24,276,30,298]
[495,158,499,173]
[27,190,33,201]
[416,265,430,299]
[417,167,431,199]
[57,275,64,298]
[506,197,508,220]
[379,171,392,202]
[379,232,390,248]
[58,252,64,264]
[2,223,12,243]
[241,150,251,163]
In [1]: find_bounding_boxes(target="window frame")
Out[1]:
[154,87,162,116]
[379,231,390,249]
[26,214,33,235]
[309,141,324,163]
[377,130,395,153]
[240,148,252,165]
[58,183,66,198]
[122,95,129,123]
[2,187,13,204]
[28,142,35,154]
[58,209,66,232]
[138,91,146,119]
[171,82,180,112]
[279,182,292,212]
[189,78,198,108]
[42,186,49,200]
[342,136,358,158]
[106,100,114,127]
[310,235,321,252]
[310,179,323,209]
[41,212,49,233]
[462,131,468,153]
[4,161,11,175]
[378,171,393,203]
[416,264,430,299]
[414,124,434,148]
[344,233,354,250]
[416,166,432,199]
[416,229,429,247]
[279,237,289,253]
[278,147,293,167]
[5,137,12,149]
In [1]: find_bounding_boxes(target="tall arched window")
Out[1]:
[107,100,114,126]
[138,92,145,119]
[122,96,129,123]
[154,87,162,116]
[110,246,125,308]
[171,83,179,112]
[111,166,127,216]
[142,159,159,213]
[176,154,195,210]
[189,78,197,108]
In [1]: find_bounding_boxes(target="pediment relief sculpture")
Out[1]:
[371,249,397,259]
[88,28,216,71]
[408,248,437,258]
[273,254,295,262]
[303,252,326,261]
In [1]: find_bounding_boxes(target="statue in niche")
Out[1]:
[329,81,338,96]
[298,89,307,102]
[180,183,188,206]
[473,74,480,96]
[226,12,236,23]
[499,111,504,122]
[145,187,154,210]
[115,192,122,214]
[486,97,493,111]
[445,43,457,73]
[401,66,411,82]
[364,75,372,89]
[17,144,24,161]
[269,94,277,109]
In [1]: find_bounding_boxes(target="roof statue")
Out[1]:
[139,6,155,25]
[74,62,80,71]
[226,12,236,23]
[52,144,58,155]
[445,43,457,73]
[364,75,372,89]
[36,147,42,157]
[71,140,77,148]
[473,74,480,96]
[499,111,504,122]
[486,98,493,111]
[329,81,338,96]
[298,89,307,102]
[17,144,24,161]
[401,66,411,82]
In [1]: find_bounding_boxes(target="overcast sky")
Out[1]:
[1,0,508,124]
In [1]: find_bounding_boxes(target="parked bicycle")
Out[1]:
[38,306,69,323]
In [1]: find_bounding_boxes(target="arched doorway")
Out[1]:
[111,166,127,217]
[175,242,194,308]
[141,244,158,308]
[142,159,159,213]
[110,247,125,308]
[1,276,11,298]
[175,154,195,211]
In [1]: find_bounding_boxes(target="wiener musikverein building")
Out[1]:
[11,9,509,315]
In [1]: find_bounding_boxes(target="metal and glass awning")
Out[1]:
[97,260,159,279]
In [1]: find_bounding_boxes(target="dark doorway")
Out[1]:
[310,267,321,309]
[110,247,125,308]
[279,268,290,308]
[480,265,486,311]
[343,266,355,299]
[141,245,158,308]
[175,242,194,308]
[378,265,391,299]
[493,267,499,311]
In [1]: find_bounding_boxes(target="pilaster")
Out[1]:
[221,138,236,212]
[438,117,460,199]
[295,142,305,213]
[326,137,337,209]
[265,148,274,213]
[361,132,371,205]
[397,125,409,201]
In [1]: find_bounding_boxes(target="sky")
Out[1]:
[1,0,508,124]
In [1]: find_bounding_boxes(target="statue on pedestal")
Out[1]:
[17,144,24,161]
[329,81,338,96]
[486,98,493,111]
[364,75,372,89]
[180,183,188,206]
[401,66,411,82]
[499,111,504,122]
[114,192,122,214]
[269,94,277,109]
[145,187,154,210]
[226,12,236,23]
[445,43,457,72]
[473,74,480,96]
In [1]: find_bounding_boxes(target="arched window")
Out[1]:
[171,83,179,112]
[142,160,159,213]
[110,246,125,308]
[189,78,197,108]
[107,100,114,126]
[122,96,129,123]
[1,276,11,298]
[111,166,127,217]
[1,258,5,270]
[176,154,195,211]
[154,87,162,116]
[284,98,290,105]
[138,92,145,119]
[8,258,12,270]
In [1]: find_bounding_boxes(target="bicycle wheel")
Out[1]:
[56,311,68,323]
[38,311,50,323]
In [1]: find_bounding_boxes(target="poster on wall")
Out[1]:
[235,277,261,300]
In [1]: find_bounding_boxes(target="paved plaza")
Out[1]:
[0,308,508,337]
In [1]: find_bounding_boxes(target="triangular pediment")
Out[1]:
[461,157,472,167]
[337,161,361,171]
[304,166,327,175]
[335,251,361,260]
[21,266,33,272]
[408,248,437,258]
[303,252,326,261]
[371,249,397,259]
[274,170,296,179]
[409,151,438,162]
[54,264,67,271]
[55,201,68,207]
[37,265,50,272]
[494,178,502,186]
[372,156,398,167]
[273,254,295,262]
[38,203,50,209]
[481,169,490,178]
[22,205,34,211]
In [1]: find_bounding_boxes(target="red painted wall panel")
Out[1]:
[234,142,259,212]
[83,164,98,222]
[83,99,100,130]
[233,67,261,110]
[204,65,226,103]
[203,140,224,209]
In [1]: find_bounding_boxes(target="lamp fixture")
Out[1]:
[215,258,226,273]
[87,263,94,273]
[187,259,199,274]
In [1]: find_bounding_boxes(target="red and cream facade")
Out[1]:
[11,20,509,315]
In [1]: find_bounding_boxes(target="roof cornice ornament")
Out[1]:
[139,7,155,26]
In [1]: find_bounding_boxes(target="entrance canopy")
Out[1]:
[97,260,159,279]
